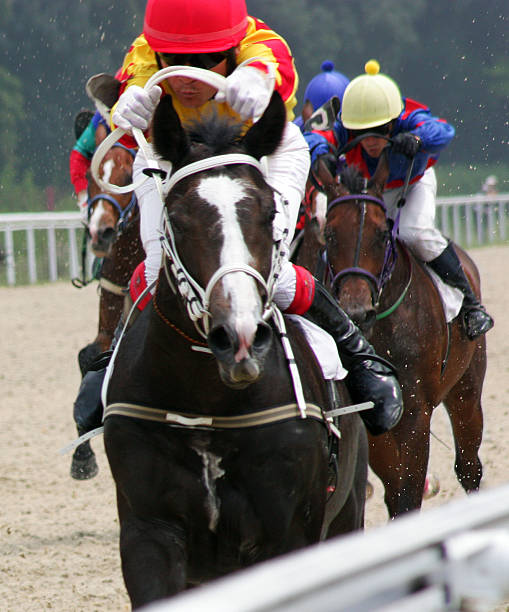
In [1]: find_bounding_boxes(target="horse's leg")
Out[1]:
[442,344,486,493]
[323,414,368,537]
[326,450,367,536]
[117,490,187,609]
[369,401,432,518]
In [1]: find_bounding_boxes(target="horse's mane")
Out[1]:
[184,113,244,155]
[339,165,367,194]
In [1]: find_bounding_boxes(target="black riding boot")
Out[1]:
[428,241,494,340]
[73,351,111,434]
[72,292,138,436]
[305,281,404,436]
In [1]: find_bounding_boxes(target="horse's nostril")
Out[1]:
[100,227,117,242]
[253,322,271,349]
[208,326,232,353]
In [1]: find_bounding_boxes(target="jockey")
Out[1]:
[69,110,110,221]
[294,60,350,131]
[69,67,127,223]
[304,60,494,341]
[75,0,403,438]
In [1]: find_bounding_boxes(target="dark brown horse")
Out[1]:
[102,92,368,608]
[295,153,486,518]
[71,142,144,480]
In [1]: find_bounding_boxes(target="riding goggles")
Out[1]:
[158,51,230,70]
[349,122,392,137]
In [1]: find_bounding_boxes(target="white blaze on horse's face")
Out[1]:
[313,191,328,235]
[198,175,263,363]
[88,159,115,237]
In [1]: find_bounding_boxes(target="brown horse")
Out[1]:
[295,153,487,518]
[71,142,144,480]
[103,92,368,608]
[79,142,143,368]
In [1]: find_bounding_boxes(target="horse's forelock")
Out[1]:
[185,114,244,156]
[340,166,366,194]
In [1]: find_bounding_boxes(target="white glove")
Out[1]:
[77,189,88,222]
[112,85,162,131]
[215,65,275,121]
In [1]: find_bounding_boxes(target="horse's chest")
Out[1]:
[190,442,225,533]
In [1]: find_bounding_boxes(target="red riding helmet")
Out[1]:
[143,0,249,53]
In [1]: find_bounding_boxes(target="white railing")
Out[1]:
[0,211,84,286]
[436,193,509,247]
[143,483,509,612]
[0,194,508,286]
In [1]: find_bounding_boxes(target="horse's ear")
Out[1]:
[152,95,190,163]
[241,91,286,159]
[368,146,390,195]
[313,157,345,201]
[86,73,121,123]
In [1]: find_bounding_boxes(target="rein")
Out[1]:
[71,231,102,289]
[376,244,412,320]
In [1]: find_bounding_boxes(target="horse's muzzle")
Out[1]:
[90,226,118,258]
[208,320,272,388]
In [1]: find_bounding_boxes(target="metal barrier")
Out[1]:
[143,483,509,612]
[0,194,508,286]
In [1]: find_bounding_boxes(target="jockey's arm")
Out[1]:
[266,122,310,247]
[398,103,455,155]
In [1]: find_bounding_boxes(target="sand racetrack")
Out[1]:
[1,245,508,611]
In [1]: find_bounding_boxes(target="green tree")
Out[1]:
[0,0,506,204]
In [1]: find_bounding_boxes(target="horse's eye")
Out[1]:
[324,226,335,243]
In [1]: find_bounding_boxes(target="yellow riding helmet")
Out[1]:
[341,60,403,130]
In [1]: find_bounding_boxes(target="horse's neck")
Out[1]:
[293,218,326,281]
[378,239,411,309]
[151,272,207,347]
[101,216,143,286]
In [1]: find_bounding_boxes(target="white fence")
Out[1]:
[0,194,508,286]
[437,193,509,247]
[0,211,83,286]
[143,483,509,612]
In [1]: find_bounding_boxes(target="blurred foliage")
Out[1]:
[0,0,507,208]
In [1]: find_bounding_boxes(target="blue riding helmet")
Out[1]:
[304,60,350,110]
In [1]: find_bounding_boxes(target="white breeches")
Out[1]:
[132,121,310,305]
[383,167,448,262]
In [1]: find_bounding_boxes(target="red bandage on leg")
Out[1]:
[129,262,152,311]
[285,265,315,315]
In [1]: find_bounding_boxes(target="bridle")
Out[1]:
[156,153,285,340]
[87,143,138,235]
[325,192,398,310]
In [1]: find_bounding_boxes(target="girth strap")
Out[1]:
[103,402,326,429]
[99,277,127,296]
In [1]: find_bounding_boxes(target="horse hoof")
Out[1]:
[423,474,440,500]
[366,480,374,499]
[70,441,99,480]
